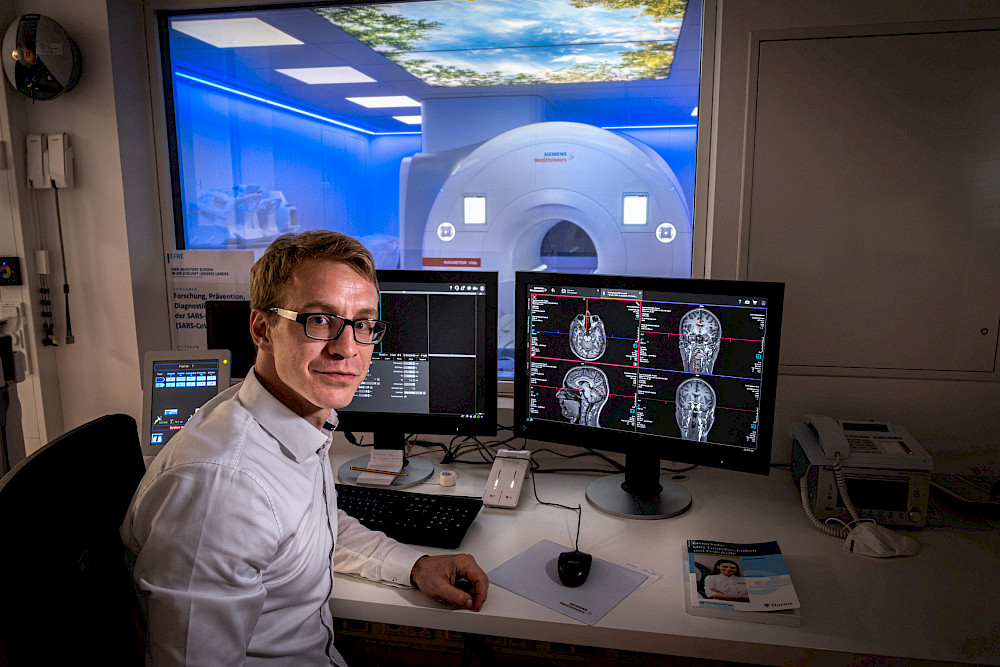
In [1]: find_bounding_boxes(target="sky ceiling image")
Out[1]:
[316,0,689,87]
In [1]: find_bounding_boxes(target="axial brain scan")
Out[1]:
[568,310,607,361]
[675,377,716,442]
[678,307,721,375]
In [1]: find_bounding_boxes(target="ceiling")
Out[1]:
[164,0,702,135]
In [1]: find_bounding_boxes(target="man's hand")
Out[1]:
[410,553,489,611]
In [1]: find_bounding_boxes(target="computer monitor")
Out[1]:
[513,272,784,519]
[336,270,498,487]
[140,349,231,458]
[205,300,255,381]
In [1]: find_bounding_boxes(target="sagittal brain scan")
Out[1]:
[674,377,717,442]
[556,365,609,427]
[678,307,721,375]
[568,310,607,361]
[525,283,772,451]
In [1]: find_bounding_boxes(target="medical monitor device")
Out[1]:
[513,272,784,519]
[336,270,498,488]
[140,349,230,458]
[205,300,255,381]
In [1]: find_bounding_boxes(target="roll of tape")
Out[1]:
[439,470,457,487]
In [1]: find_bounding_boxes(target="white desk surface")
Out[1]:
[328,436,1000,665]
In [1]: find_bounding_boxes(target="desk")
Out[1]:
[328,435,999,665]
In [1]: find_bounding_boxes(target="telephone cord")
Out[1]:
[798,476,848,538]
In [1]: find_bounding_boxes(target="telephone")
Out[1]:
[790,415,933,530]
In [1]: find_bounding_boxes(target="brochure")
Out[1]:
[684,539,801,627]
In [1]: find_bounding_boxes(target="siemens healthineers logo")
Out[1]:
[535,151,573,163]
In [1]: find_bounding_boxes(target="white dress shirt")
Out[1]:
[121,371,423,666]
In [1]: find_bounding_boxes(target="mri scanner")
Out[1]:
[399,121,693,361]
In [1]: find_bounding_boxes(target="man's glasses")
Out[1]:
[269,307,388,344]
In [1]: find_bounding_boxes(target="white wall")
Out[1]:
[1,0,145,454]
[710,0,1000,465]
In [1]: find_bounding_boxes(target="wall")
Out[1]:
[710,0,1000,465]
[0,0,145,454]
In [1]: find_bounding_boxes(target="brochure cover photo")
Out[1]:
[685,539,801,625]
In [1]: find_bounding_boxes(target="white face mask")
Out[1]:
[843,520,920,558]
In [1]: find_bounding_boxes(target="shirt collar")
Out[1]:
[238,370,337,463]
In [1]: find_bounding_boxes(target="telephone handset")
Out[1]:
[802,414,849,460]
[790,414,933,548]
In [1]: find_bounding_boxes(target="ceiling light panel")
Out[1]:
[317,0,686,86]
[346,96,420,108]
[276,66,375,84]
[172,18,303,48]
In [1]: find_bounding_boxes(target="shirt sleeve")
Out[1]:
[332,508,423,587]
[123,463,281,667]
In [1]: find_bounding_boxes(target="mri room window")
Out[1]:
[160,0,705,379]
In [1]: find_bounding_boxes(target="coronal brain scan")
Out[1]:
[556,365,609,427]
[678,307,721,375]
[568,310,607,361]
[675,377,717,442]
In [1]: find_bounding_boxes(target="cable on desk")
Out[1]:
[441,434,500,465]
[529,463,583,552]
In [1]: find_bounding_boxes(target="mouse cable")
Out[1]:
[528,460,583,552]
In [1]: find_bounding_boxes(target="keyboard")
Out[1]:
[335,483,483,550]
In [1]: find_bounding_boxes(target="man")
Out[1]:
[121,231,489,666]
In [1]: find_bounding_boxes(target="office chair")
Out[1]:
[0,413,146,665]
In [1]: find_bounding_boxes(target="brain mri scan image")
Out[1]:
[556,365,609,427]
[675,377,716,442]
[678,307,721,375]
[568,310,607,361]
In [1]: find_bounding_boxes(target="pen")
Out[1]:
[350,466,408,477]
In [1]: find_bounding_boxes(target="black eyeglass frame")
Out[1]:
[269,307,388,344]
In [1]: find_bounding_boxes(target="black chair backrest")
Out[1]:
[0,413,146,665]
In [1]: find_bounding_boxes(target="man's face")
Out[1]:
[254,259,378,422]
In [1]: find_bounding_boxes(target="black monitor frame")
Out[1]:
[513,271,784,518]
[205,300,256,381]
[337,269,499,455]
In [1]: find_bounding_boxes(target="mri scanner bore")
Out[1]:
[402,121,693,373]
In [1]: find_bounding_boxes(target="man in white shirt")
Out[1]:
[121,230,489,666]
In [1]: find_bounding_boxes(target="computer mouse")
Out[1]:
[557,550,592,587]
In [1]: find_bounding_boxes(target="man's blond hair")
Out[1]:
[249,231,377,314]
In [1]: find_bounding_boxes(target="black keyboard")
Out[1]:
[335,484,483,550]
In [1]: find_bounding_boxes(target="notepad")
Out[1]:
[356,449,404,486]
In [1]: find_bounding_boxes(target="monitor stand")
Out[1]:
[337,430,434,490]
[585,450,692,519]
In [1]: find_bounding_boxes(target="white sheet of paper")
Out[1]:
[357,449,404,486]
[621,561,662,593]
[488,539,647,626]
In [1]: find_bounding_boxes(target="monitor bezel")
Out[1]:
[513,271,784,476]
[140,349,232,459]
[336,269,499,441]
[205,300,255,381]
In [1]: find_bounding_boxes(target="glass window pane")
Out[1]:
[161,0,704,379]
